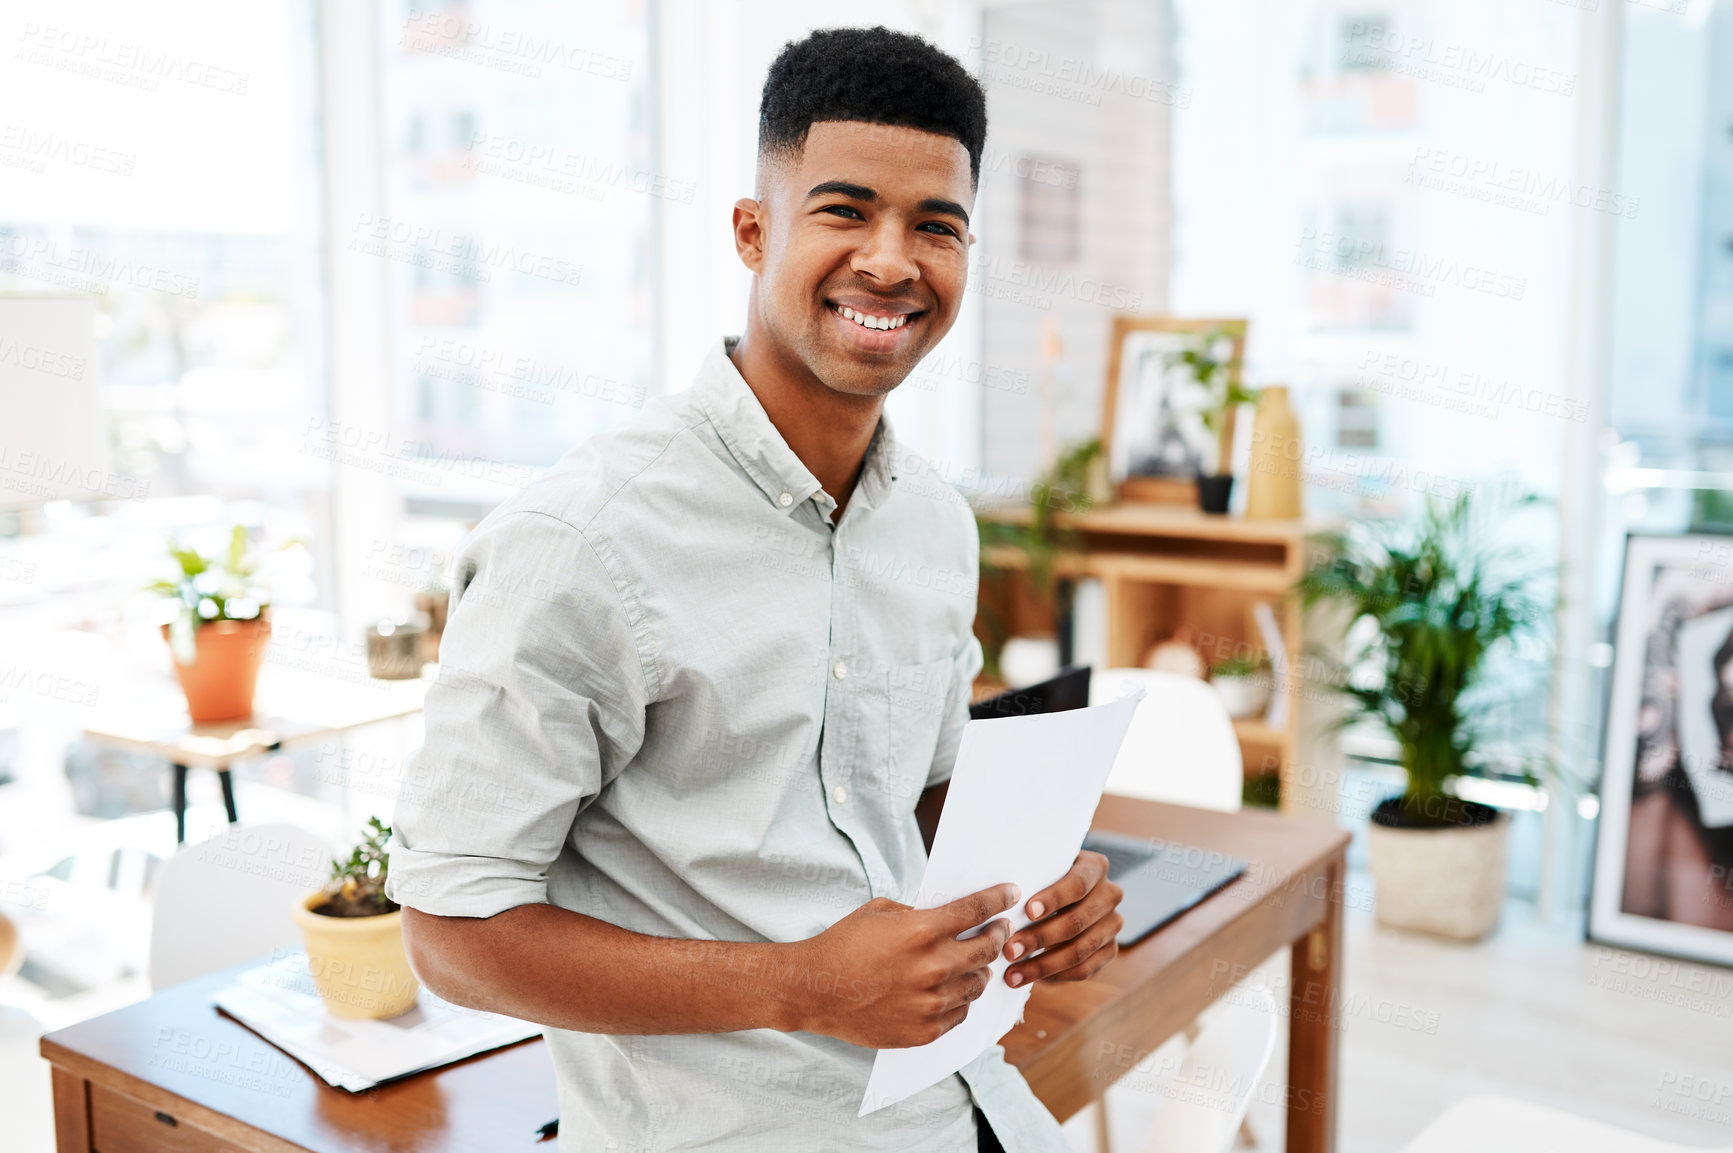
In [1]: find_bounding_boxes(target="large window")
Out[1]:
[376,0,656,514]
[0,0,326,514]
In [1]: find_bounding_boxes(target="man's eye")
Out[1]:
[919,222,959,238]
[822,205,864,220]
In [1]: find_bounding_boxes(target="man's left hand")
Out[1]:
[1001,850,1123,987]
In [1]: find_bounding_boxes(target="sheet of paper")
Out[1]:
[860,688,1144,1115]
[212,951,541,1091]
[1254,600,1290,731]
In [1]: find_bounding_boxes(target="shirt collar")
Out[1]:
[695,337,899,517]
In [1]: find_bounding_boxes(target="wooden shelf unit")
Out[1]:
[977,502,1337,817]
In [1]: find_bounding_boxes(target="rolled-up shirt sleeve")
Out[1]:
[385,509,649,919]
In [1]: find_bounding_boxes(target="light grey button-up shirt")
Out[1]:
[386,339,1068,1152]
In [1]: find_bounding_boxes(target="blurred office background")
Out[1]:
[1,1,1730,1149]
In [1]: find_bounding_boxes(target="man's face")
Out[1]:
[734,121,975,397]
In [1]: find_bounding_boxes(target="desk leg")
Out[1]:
[50,1067,90,1153]
[218,768,238,824]
[1287,852,1343,1153]
[172,763,189,845]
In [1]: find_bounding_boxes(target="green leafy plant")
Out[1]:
[148,525,271,665]
[976,438,1103,679]
[1166,327,1257,475]
[1297,491,1553,825]
[312,816,399,918]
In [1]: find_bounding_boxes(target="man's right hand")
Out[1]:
[789,883,1020,1049]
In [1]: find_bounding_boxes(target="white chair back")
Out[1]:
[1141,984,1278,1153]
[148,823,331,990]
[1090,668,1243,812]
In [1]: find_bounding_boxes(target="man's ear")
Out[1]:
[733,198,766,274]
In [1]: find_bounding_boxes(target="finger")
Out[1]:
[1006,911,1122,987]
[930,1002,971,1043]
[934,966,991,1012]
[1023,851,1107,923]
[1025,937,1119,985]
[945,917,1012,971]
[1005,879,1122,962]
[932,883,1021,936]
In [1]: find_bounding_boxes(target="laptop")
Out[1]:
[969,667,1248,946]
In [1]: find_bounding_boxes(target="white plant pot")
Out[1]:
[1366,810,1510,942]
[1000,636,1060,689]
[1211,672,1272,719]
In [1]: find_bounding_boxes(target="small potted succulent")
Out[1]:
[291,817,420,1019]
[1167,328,1257,515]
[1209,654,1273,719]
[1299,492,1552,941]
[148,525,272,723]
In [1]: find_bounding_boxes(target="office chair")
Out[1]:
[1399,1095,1733,1153]
[148,822,331,990]
[1090,668,1244,813]
[1140,984,1279,1153]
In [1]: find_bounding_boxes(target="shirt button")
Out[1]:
[832,785,849,804]
[777,491,794,507]
[833,660,848,680]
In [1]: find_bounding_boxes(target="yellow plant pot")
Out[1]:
[290,895,420,1019]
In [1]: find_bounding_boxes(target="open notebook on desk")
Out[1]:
[213,951,540,1092]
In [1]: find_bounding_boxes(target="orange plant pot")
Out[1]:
[161,615,272,723]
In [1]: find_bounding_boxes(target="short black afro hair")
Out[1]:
[758,26,987,186]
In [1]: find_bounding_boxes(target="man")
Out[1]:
[387,26,1124,1152]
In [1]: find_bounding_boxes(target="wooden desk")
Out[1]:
[43,799,1349,1153]
[1011,796,1350,1152]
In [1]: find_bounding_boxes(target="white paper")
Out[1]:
[1254,600,1290,731]
[212,951,541,1092]
[860,689,1144,1115]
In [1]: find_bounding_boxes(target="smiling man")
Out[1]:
[387,26,1122,1153]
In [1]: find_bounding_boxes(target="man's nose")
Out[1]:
[850,221,919,285]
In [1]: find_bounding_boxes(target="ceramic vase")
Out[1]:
[1245,386,1303,520]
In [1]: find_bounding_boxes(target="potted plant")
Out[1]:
[148,525,272,723]
[290,817,420,1019]
[1167,328,1257,515]
[1209,654,1273,719]
[1298,492,1552,941]
[976,438,1103,681]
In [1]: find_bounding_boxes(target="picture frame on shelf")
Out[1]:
[1100,316,1248,504]
[1590,534,1733,965]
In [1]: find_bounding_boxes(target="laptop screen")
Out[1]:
[968,665,1092,720]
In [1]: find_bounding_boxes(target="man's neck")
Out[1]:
[728,329,883,524]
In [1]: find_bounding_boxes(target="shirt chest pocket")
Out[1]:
[857,655,954,806]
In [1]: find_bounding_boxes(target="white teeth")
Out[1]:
[836,305,910,331]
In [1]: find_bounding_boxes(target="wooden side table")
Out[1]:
[81,676,429,842]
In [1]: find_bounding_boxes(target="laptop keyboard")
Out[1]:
[1082,834,1157,879]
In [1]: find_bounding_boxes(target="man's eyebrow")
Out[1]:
[805,180,876,201]
[917,198,970,226]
